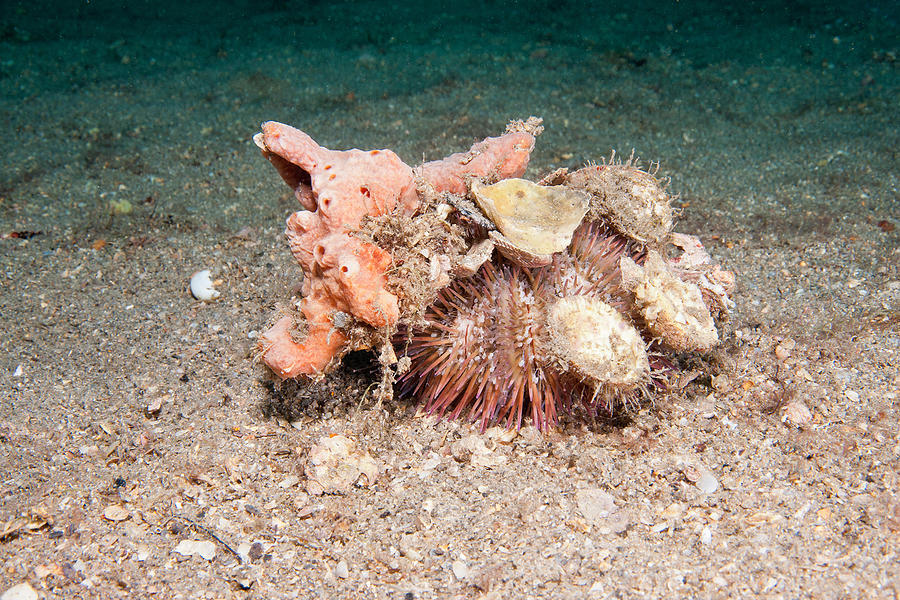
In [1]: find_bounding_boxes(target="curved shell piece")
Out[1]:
[546,295,650,390]
[471,179,589,263]
[488,231,552,267]
[453,238,496,277]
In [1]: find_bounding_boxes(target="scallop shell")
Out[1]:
[545,295,650,390]
[471,179,589,265]
[565,164,674,246]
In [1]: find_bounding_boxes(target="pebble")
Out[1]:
[248,542,264,561]
[79,445,99,457]
[33,565,54,579]
[237,542,261,562]
[589,581,604,594]
[650,522,670,533]
[700,525,712,545]
[278,475,300,489]
[417,453,442,477]
[696,471,719,494]
[485,426,518,444]
[0,583,37,600]
[451,560,470,580]
[173,539,217,561]
[334,560,349,579]
[576,488,629,534]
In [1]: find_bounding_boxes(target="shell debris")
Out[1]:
[621,252,718,352]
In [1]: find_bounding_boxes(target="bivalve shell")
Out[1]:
[471,178,589,265]
[545,295,650,390]
[621,252,718,352]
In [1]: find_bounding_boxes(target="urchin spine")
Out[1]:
[400,224,650,431]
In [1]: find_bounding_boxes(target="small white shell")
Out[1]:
[190,269,220,301]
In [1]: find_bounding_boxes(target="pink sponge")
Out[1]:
[416,127,538,195]
[254,120,539,379]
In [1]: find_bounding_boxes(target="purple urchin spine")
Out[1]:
[401,261,563,431]
[398,222,657,432]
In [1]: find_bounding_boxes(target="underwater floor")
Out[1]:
[1,1,898,597]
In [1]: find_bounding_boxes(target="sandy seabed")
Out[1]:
[1,1,898,598]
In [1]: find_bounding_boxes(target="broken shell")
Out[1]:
[190,269,220,301]
[471,179,589,264]
[545,295,650,391]
[453,238,495,277]
[667,232,736,318]
[488,230,552,267]
[621,252,718,352]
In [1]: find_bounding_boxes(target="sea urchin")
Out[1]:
[399,222,661,431]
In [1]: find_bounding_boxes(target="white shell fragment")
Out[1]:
[696,470,720,494]
[190,269,220,301]
[471,178,589,265]
[1,583,38,600]
[305,434,379,495]
[575,488,629,534]
[782,399,812,426]
[666,232,736,318]
[173,539,217,561]
[453,238,495,277]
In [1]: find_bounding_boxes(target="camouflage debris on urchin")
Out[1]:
[545,295,650,391]
[398,141,732,432]
[620,252,719,352]
[565,158,674,247]
[470,178,589,267]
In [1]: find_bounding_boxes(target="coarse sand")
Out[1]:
[1,1,898,598]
